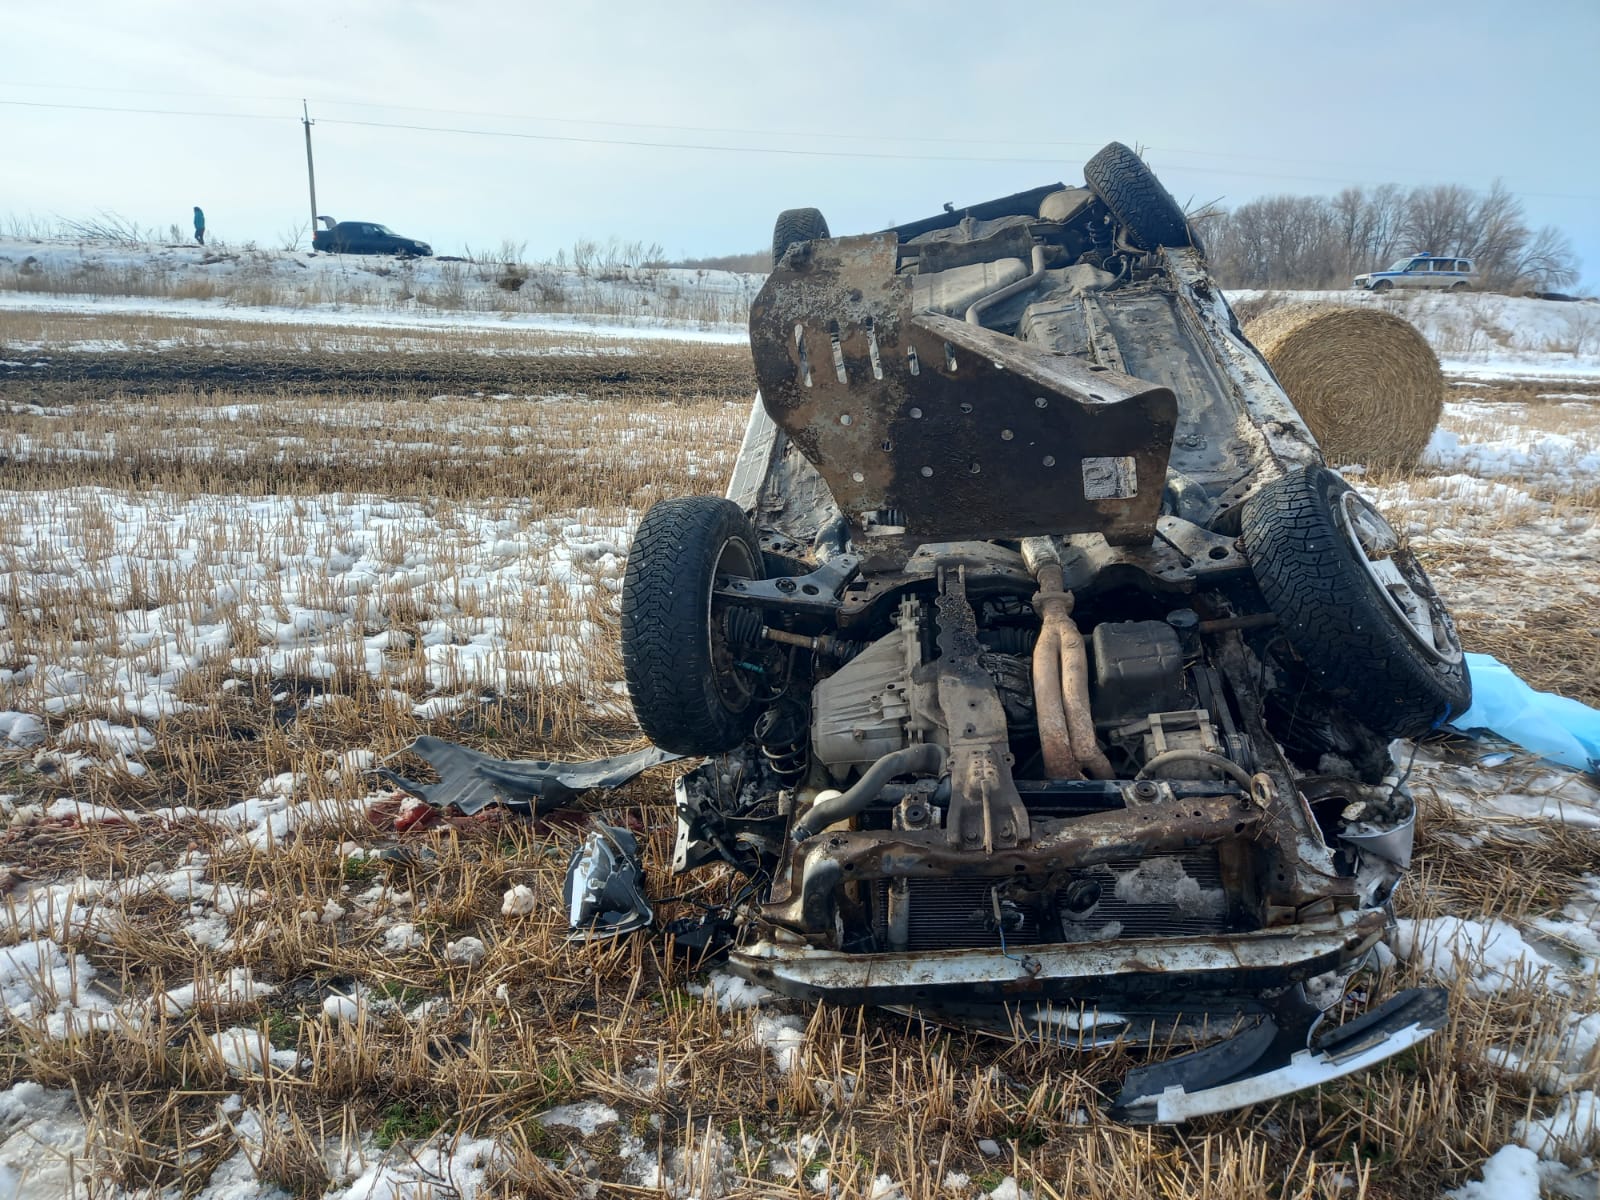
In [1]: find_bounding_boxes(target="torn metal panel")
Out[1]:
[378,736,681,816]
[749,235,1178,545]
[724,394,783,513]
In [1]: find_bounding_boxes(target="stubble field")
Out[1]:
[0,308,1597,1199]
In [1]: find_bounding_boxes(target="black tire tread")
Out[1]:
[772,208,831,266]
[1241,468,1470,739]
[1083,142,1192,251]
[621,497,764,755]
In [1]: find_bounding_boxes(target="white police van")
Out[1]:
[1353,253,1478,291]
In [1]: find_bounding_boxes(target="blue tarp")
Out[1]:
[1449,653,1600,774]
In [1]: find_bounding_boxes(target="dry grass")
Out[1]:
[0,329,1596,1197]
[0,387,746,502]
[1452,600,1600,708]
[5,800,1595,1199]
[1357,375,1600,707]
[0,307,731,358]
[0,241,762,326]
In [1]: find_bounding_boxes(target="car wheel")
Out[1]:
[1450,281,1470,291]
[1241,467,1471,739]
[1083,142,1194,251]
[1372,280,1393,292]
[772,208,830,267]
[621,496,767,755]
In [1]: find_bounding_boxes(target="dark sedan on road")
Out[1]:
[312,220,432,257]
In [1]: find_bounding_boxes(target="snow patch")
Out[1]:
[207,1026,301,1076]
[687,969,778,1011]
[1447,1145,1542,1200]
[445,936,487,966]
[1516,1090,1600,1157]
[500,884,536,916]
[1390,917,1562,994]
[535,1102,619,1136]
[754,1014,806,1074]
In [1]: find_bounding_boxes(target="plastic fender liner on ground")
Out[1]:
[1113,987,1449,1123]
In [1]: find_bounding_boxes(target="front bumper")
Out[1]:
[730,909,1386,1007]
[1112,985,1447,1122]
[731,911,1444,1123]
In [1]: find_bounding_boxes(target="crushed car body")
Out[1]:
[407,143,1470,1121]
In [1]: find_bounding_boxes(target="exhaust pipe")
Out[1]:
[965,244,1048,326]
[1023,538,1112,780]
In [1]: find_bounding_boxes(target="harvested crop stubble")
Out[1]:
[1244,303,1444,470]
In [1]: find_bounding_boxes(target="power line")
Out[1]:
[3,94,1594,203]
[0,97,1085,165]
[0,98,287,122]
[316,115,1076,166]
[312,97,1110,151]
[0,80,1113,149]
[300,116,1600,200]
[0,80,301,103]
[0,82,1525,179]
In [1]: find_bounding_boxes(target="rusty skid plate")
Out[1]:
[749,234,1178,545]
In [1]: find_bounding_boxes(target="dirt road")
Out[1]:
[0,342,756,404]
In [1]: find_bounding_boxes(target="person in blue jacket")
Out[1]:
[193,206,206,246]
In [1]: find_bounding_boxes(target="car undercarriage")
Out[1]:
[408,143,1471,1121]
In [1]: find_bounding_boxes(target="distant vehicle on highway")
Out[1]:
[1353,253,1477,292]
[312,218,432,257]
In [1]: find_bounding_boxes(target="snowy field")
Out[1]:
[0,280,1597,1198]
[0,235,757,343]
[1226,286,1600,380]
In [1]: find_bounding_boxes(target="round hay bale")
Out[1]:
[1243,302,1443,471]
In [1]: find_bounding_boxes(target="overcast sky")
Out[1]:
[4,0,1597,287]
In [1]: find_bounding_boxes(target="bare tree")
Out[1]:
[1207,194,1344,288]
[1401,184,1478,257]
[1511,225,1580,291]
[1204,179,1579,292]
[1330,187,1371,279]
[1363,183,1409,266]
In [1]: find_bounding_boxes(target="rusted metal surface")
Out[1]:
[731,909,1386,1006]
[1032,565,1112,781]
[933,569,1030,852]
[1162,247,1322,480]
[762,793,1267,934]
[748,234,1179,546]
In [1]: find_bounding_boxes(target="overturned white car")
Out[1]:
[403,143,1467,1123]
[632,143,1466,1121]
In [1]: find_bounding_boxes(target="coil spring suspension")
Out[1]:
[1087,212,1114,254]
[755,699,809,783]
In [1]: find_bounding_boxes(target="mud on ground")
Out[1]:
[0,342,757,405]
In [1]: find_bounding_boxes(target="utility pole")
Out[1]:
[302,100,318,242]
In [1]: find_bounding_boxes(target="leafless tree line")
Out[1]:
[1198,181,1580,292]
